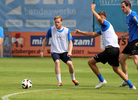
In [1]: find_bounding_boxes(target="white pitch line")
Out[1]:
[2,89,58,100]
[1,87,93,100]
[36,70,82,73]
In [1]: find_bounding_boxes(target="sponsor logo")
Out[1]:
[6,0,74,15]
[11,33,25,48]
[73,36,95,47]
[31,36,51,46]
[6,0,76,28]
[25,0,74,4]
[31,36,95,47]
[133,16,137,21]
[26,20,50,27]
[6,20,22,27]
[99,0,138,6]
[7,6,21,15]
[62,20,76,27]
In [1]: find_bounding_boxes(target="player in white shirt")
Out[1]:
[75,4,136,90]
[40,15,79,86]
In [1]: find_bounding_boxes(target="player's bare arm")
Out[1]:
[75,29,100,37]
[91,4,104,25]
[40,38,48,58]
[119,32,129,39]
[67,40,73,57]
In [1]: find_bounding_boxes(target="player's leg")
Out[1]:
[66,60,74,74]
[133,55,138,70]
[119,53,129,87]
[61,52,79,86]
[131,39,138,70]
[88,57,107,89]
[112,66,136,90]
[55,59,62,83]
[66,60,79,86]
[88,57,100,75]
[51,53,62,86]
[119,53,129,74]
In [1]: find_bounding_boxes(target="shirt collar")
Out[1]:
[127,10,132,16]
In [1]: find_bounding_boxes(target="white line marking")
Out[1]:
[36,70,82,73]
[2,89,58,100]
[2,87,93,100]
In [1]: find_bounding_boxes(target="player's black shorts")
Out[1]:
[94,47,119,67]
[51,52,71,63]
[122,39,138,55]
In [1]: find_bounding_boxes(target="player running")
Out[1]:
[119,0,138,87]
[75,4,136,90]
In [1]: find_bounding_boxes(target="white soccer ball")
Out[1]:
[21,79,32,89]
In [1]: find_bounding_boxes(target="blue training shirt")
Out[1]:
[127,10,138,42]
[0,27,4,38]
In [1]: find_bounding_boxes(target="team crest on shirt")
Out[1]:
[133,16,137,21]
[70,34,72,37]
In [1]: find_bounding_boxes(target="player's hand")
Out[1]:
[67,52,72,57]
[40,51,44,58]
[91,4,96,11]
[135,42,138,46]
[75,29,81,34]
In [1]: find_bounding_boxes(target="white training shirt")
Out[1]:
[45,26,72,53]
[97,20,120,48]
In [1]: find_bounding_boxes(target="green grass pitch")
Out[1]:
[0,57,137,100]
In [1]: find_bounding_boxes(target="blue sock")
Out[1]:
[126,79,133,88]
[97,74,104,82]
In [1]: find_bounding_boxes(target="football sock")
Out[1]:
[70,73,75,80]
[97,74,104,82]
[56,74,62,83]
[126,79,133,88]
[126,74,128,77]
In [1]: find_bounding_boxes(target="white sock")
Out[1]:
[70,73,75,80]
[56,74,62,83]
[126,74,128,77]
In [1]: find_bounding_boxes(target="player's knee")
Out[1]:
[113,67,119,74]
[88,59,95,66]
[66,61,73,66]
[55,60,60,65]
[119,58,124,64]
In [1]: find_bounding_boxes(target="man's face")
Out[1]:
[121,2,129,14]
[54,18,63,29]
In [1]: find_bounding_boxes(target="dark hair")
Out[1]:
[121,0,131,8]
[98,11,107,18]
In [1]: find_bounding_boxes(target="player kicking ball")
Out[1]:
[40,15,79,86]
[75,4,136,90]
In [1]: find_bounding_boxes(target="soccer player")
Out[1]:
[0,27,4,58]
[75,4,136,89]
[119,0,138,87]
[40,15,79,86]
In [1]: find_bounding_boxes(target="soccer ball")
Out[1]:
[21,79,32,89]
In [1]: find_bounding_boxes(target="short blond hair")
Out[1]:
[54,15,63,21]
